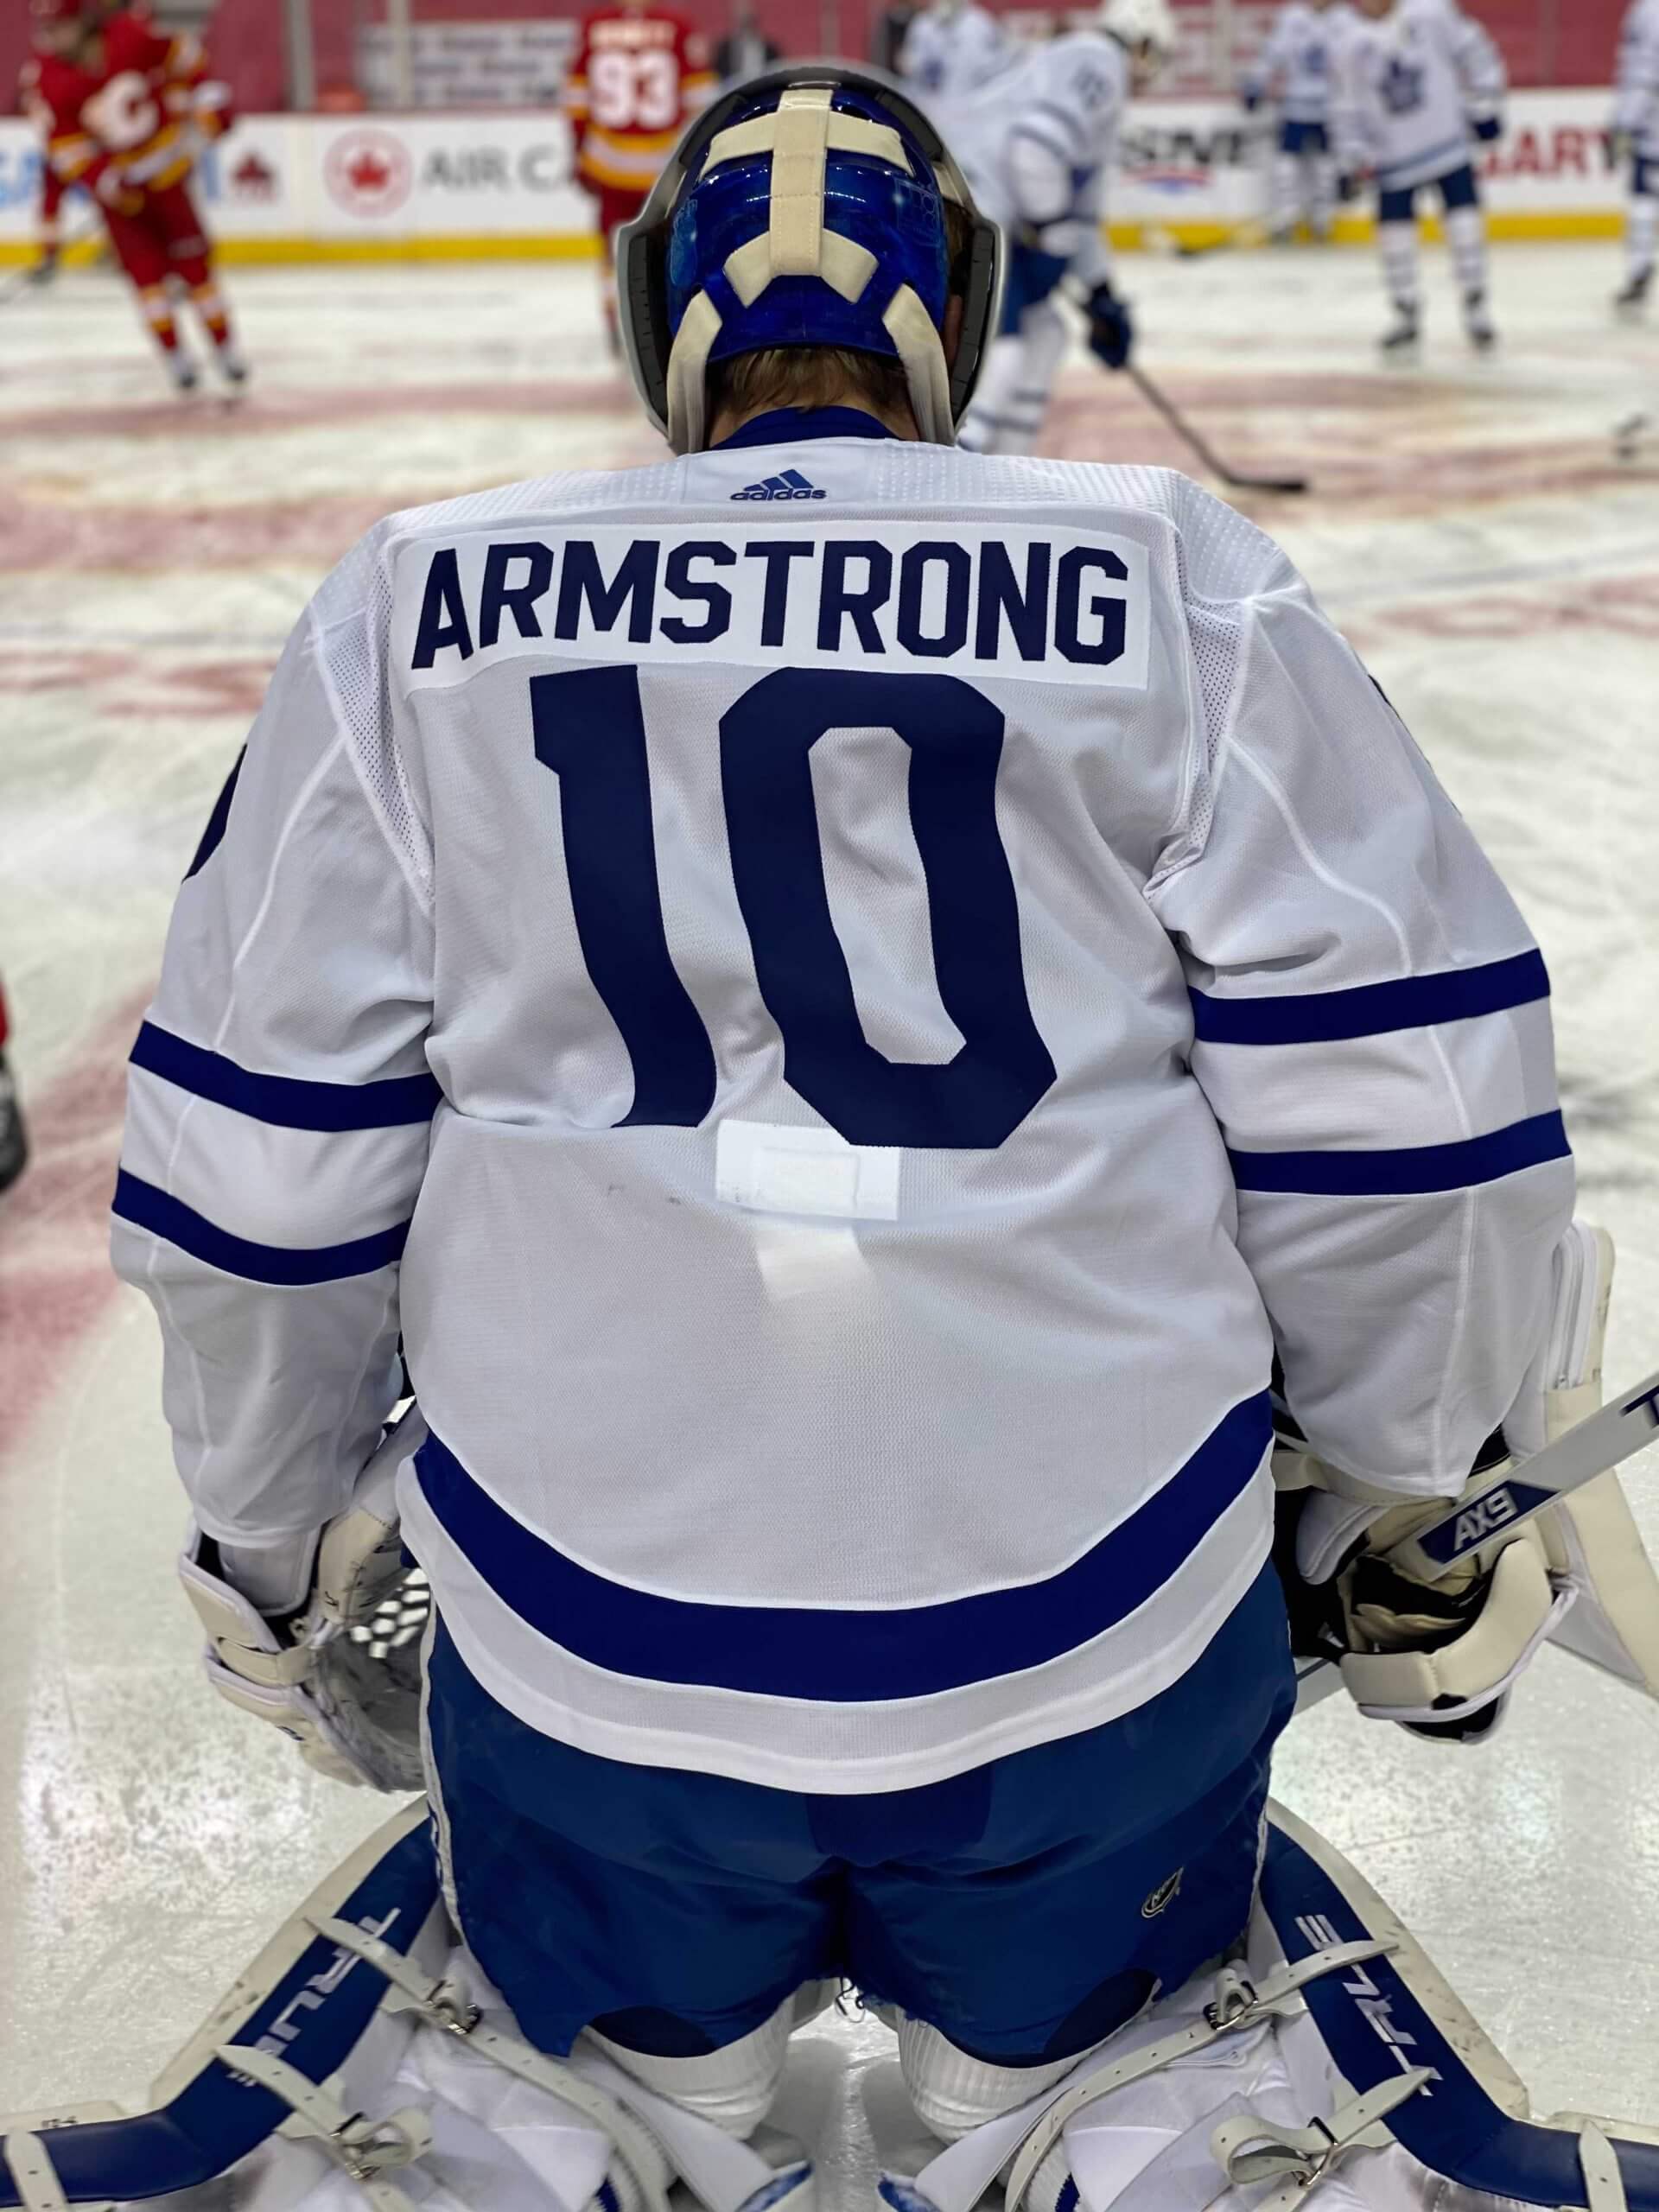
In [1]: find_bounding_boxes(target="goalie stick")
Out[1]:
[1386,1362,1659,1583]
[1128,364,1310,496]
[1293,1362,1659,1710]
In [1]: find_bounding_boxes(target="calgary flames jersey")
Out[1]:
[35,11,229,202]
[563,7,715,195]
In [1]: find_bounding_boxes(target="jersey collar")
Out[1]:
[712,407,901,450]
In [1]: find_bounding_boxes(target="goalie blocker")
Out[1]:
[3,1798,1656,2212]
[1278,1219,1659,1738]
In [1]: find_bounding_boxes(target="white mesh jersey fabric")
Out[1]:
[950,30,1128,244]
[113,437,1571,1791]
[1613,0,1659,159]
[1333,0,1507,193]
[1242,0,1351,124]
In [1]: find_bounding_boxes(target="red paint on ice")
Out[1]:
[0,989,150,1464]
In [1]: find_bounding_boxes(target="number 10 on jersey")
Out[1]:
[531,665,1057,1150]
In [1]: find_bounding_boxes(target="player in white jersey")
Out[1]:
[1239,0,1355,243]
[1335,0,1506,354]
[898,0,1014,124]
[954,0,1176,455]
[1612,0,1659,313]
[113,60,1577,2211]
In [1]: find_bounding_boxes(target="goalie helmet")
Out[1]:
[617,63,1001,454]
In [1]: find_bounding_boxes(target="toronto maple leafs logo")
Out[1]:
[1380,55,1427,115]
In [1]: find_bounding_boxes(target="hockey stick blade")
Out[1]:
[1387,1364,1659,1583]
[1127,365,1308,495]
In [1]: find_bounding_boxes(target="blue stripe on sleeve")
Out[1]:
[1228,1110,1569,1197]
[1191,949,1548,1046]
[413,1393,1274,1702]
[113,1168,410,1284]
[131,1021,441,1131]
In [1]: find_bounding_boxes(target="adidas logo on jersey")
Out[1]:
[732,469,826,501]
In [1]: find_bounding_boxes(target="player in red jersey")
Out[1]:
[28,0,245,392]
[563,0,715,352]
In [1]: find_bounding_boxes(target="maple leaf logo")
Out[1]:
[232,149,277,198]
[347,149,391,194]
[325,129,413,215]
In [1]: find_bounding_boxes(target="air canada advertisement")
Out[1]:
[0,90,1626,256]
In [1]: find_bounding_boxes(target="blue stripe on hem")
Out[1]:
[1191,949,1548,1046]
[413,1394,1273,1703]
[113,1168,410,1284]
[1229,1109,1569,1197]
[131,1021,441,1132]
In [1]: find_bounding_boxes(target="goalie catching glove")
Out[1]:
[1280,1220,1659,1741]
[180,1410,429,1792]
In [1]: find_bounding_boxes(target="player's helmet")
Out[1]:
[29,0,88,21]
[1096,0,1179,60]
[617,63,1001,454]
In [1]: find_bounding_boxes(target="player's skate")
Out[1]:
[1615,266,1652,319]
[1616,410,1653,461]
[0,1051,26,1196]
[1463,288,1498,353]
[25,251,59,288]
[165,351,200,396]
[214,340,251,391]
[1377,298,1421,358]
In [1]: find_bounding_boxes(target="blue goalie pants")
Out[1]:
[423,1562,1295,2066]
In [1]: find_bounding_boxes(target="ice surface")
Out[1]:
[1,241,1656,2180]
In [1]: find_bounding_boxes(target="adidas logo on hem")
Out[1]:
[731,468,827,502]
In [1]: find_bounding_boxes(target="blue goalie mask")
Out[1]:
[618,64,1001,454]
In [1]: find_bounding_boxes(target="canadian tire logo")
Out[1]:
[325,128,413,216]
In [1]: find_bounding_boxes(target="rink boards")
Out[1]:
[0,88,1631,264]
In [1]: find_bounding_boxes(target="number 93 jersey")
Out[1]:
[562,5,715,200]
[113,430,1572,1793]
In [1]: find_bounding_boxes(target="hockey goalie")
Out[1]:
[7,57,1658,2212]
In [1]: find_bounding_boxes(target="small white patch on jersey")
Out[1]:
[717,1117,901,1220]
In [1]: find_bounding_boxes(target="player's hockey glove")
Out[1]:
[93,167,145,218]
[1277,1473,1560,1744]
[1470,111,1503,142]
[179,1411,429,1791]
[1276,1221,1624,1743]
[1084,282,1134,371]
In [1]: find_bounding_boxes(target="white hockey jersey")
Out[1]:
[1614,0,1659,161]
[898,0,1014,111]
[1334,0,1505,194]
[954,29,1128,287]
[1240,2,1354,127]
[112,423,1573,1794]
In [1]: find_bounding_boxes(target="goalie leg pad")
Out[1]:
[881,1804,1659,2212]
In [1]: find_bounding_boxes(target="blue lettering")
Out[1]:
[411,548,474,670]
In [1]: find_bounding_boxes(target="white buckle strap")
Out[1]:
[999,1942,1395,2212]
[215,2046,429,2211]
[1211,2069,1433,2209]
[2,2133,111,2212]
[310,1916,674,2212]
[1575,2123,1630,2212]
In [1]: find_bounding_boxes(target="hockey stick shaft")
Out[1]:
[1388,1363,1659,1581]
[1127,364,1309,495]
[0,216,103,306]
